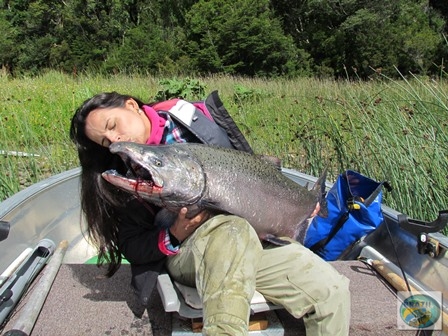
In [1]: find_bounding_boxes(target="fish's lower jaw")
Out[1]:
[153,185,163,193]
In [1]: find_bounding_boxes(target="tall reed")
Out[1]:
[0,71,446,234]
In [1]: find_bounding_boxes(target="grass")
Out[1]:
[0,70,447,235]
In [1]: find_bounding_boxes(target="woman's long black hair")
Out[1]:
[70,92,147,276]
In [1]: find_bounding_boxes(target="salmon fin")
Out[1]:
[312,167,328,218]
[257,154,282,171]
[263,234,292,246]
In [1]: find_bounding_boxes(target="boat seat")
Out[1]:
[157,273,283,317]
[157,273,285,334]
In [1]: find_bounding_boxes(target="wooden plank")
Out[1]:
[191,312,269,332]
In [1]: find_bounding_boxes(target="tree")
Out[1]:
[272,0,445,78]
[392,1,445,75]
[0,10,17,72]
[184,0,310,77]
[0,0,64,74]
[429,0,448,32]
[0,0,446,78]
[56,0,131,73]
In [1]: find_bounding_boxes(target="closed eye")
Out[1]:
[107,121,116,131]
[102,118,115,147]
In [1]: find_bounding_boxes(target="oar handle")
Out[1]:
[3,240,68,336]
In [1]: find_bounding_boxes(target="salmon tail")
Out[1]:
[312,167,328,218]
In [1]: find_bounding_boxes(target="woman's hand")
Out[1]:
[169,207,210,242]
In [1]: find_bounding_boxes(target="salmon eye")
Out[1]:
[154,159,162,167]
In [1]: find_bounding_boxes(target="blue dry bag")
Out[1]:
[304,170,388,261]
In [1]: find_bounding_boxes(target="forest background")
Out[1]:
[1,0,448,79]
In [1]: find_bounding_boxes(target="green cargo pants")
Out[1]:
[166,214,350,335]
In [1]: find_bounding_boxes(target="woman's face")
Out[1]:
[85,98,151,147]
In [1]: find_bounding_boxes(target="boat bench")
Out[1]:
[157,272,285,335]
[1,261,417,335]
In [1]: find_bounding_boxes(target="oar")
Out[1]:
[0,239,56,327]
[3,240,68,336]
[365,258,448,334]
[0,248,33,288]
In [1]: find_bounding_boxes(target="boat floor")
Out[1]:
[2,260,418,335]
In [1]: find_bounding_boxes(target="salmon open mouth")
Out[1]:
[102,156,163,194]
[126,158,152,181]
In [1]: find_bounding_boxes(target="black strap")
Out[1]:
[363,181,385,207]
[310,173,351,255]
[309,211,350,255]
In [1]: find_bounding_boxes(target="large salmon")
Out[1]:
[102,142,327,244]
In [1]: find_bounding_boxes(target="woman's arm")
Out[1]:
[117,200,210,264]
[117,200,166,264]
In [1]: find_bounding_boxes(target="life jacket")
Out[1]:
[151,91,253,154]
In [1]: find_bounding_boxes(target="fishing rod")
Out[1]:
[0,248,33,288]
[0,239,56,327]
[3,240,68,336]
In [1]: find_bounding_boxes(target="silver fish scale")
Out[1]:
[181,144,319,243]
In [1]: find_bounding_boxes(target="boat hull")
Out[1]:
[1,167,447,320]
